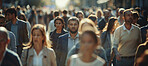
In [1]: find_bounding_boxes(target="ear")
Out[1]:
[6,39,10,45]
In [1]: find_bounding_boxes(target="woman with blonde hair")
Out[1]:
[21,24,56,66]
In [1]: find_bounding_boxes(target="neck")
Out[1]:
[80,52,95,62]
[34,43,43,55]
[124,22,132,30]
[56,29,62,33]
[12,18,17,24]
[70,32,78,39]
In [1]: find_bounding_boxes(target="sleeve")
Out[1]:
[112,28,120,55]
[50,49,57,66]
[21,49,27,66]
[9,32,17,52]
[23,23,29,44]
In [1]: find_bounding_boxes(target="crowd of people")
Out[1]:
[0,5,147,66]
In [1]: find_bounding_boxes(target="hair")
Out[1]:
[78,18,99,35]
[54,16,65,28]
[87,14,98,22]
[68,17,79,25]
[24,24,52,49]
[106,17,118,32]
[0,14,5,19]
[76,11,84,18]
[80,30,98,44]
[0,27,9,42]
[123,9,132,17]
[132,11,139,19]
[96,9,103,17]
[5,8,17,17]
[54,10,59,17]
[18,13,28,21]
[62,10,68,14]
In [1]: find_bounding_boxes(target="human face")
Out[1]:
[5,13,13,21]
[0,18,6,27]
[0,33,8,52]
[80,33,96,54]
[97,11,101,18]
[32,29,44,46]
[68,20,79,34]
[55,20,63,30]
[81,23,95,33]
[124,11,133,23]
[77,14,83,21]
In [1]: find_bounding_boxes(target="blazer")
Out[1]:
[5,19,29,45]
[21,47,57,66]
[1,49,22,66]
[56,33,69,66]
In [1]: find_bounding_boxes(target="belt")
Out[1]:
[121,56,135,59]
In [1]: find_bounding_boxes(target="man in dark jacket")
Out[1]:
[0,27,22,66]
[5,8,29,57]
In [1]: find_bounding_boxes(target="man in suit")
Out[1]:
[56,17,79,66]
[5,8,29,57]
[0,27,22,66]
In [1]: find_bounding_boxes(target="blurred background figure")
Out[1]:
[0,14,16,52]
[117,8,125,25]
[62,10,70,30]
[0,27,22,66]
[67,31,105,66]
[21,24,56,66]
[75,11,84,22]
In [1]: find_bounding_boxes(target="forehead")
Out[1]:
[55,20,62,23]
[33,29,42,33]
[125,11,132,15]
[0,32,7,39]
[69,20,78,24]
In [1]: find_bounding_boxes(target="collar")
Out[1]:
[123,23,134,31]
[28,46,48,57]
[68,32,79,39]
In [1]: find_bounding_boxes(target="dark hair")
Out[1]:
[54,10,59,17]
[54,16,65,28]
[132,11,139,19]
[80,30,98,44]
[107,17,117,32]
[76,11,84,18]
[88,14,97,22]
[62,10,68,14]
[18,13,28,21]
[68,17,79,25]
[5,8,17,17]
[0,14,5,19]
[123,9,132,17]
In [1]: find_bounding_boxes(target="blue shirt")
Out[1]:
[11,21,19,46]
[68,33,79,51]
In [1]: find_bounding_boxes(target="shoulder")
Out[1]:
[132,24,140,30]
[44,47,55,53]
[5,49,20,59]
[18,19,27,24]
[59,33,69,39]
[96,56,106,64]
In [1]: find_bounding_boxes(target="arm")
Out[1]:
[112,28,121,60]
[9,32,17,52]
[50,49,57,66]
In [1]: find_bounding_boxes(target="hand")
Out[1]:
[116,54,121,61]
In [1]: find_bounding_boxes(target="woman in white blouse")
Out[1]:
[21,24,56,66]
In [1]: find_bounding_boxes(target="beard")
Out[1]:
[125,18,133,23]
[69,29,78,34]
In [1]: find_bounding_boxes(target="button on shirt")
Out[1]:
[68,33,79,51]
[113,24,142,57]
[11,21,19,46]
[33,49,43,66]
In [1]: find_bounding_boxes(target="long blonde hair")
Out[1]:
[24,24,52,49]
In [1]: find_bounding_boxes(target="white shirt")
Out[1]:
[33,49,43,66]
[70,54,105,66]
